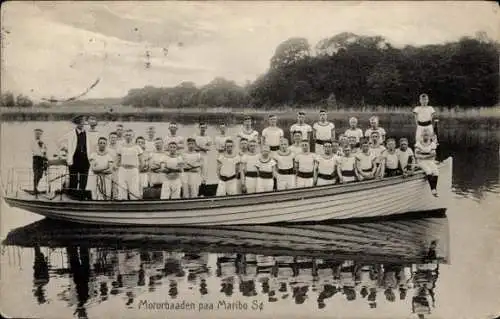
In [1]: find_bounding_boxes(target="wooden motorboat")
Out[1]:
[3,158,453,226]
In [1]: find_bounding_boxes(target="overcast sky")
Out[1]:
[1,1,498,100]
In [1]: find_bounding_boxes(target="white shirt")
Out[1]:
[397,148,414,168]
[145,140,156,152]
[89,151,114,172]
[295,153,317,172]
[365,127,386,144]
[217,154,240,177]
[255,158,276,173]
[237,129,259,142]
[338,156,356,171]
[355,152,376,170]
[415,141,437,158]
[273,151,295,170]
[316,154,338,175]
[164,154,184,170]
[194,135,212,153]
[31,139,47,157]
[262,127,284,146]
[117,144,143,167]
[182,152,202,172]
[290,123,312,140]
[215,135,231,152]
[313,122,335,141]
[164,135,185,150]
[381,149,399,169]
[413,106,436,124]
[369,145,386,159]
[289,145,303,156]
[344,128,364,143]
[241,153,260,173]
[87,129,100,154]
[149,151,166,169]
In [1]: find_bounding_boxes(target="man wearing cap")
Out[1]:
[62,115,92,195]
[32,128,48,194]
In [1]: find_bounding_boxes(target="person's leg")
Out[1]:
[117,168,129,200]
[227,179,238,195]
[246,177,256,194]
[216,180,226,196]
[128,168,141,199]
[171,179,182,199]
[33,157,44,192]
[190,173,202,198]
[160,180,171,199]
[78,164,90,191]
[181,173,190,198]
[68,164,78,191]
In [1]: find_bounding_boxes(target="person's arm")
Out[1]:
[313,156,318,185]
[294,157,299,177]
[261,129,267,146]
[331,124,336,141]
[272,160,278,181]
[337,159,344,183]
[378,152,386,178]
[137,148,144,169]
[312,124,317,142]
[354,156,364,180]
[307,126,312,144]
[413,107,419,125]
[216,157,222,179]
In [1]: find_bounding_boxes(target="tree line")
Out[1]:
[1,92,35,108]
[122,32,498,109]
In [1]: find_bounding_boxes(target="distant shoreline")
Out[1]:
[1,105,499,124]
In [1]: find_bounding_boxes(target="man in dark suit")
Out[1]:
[64,115,91,194]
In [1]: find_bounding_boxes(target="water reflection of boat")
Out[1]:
[3,212,449,263]
[4,158,452,225]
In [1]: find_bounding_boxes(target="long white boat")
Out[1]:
[3,157,452,226]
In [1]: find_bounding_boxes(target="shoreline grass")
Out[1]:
[1,105,499,123]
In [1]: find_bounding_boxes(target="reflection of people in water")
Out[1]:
[367,287,377,308]
[33,246,50,304]
[382,263,401,302]
[169,280,179,299]
[337,261,356,301]
[220,277,234,297]
[317,284,337,309]
[67,246,90,319]
[412,287,433,318]
[199,278,208,296]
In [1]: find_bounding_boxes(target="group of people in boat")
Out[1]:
[30,93,440,200]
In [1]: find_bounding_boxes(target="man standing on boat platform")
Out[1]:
[32,128,48,194]
[62,115,92,196]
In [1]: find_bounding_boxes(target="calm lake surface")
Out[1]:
[1,119,499,319]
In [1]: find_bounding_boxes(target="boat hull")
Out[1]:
[4,158,453,226]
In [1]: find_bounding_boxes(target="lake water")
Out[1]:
[1,119,499,319]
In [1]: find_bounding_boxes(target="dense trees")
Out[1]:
[1,92,33,107]
[122,32,498,109]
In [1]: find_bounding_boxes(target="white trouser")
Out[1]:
[182,171,202,198]
[418,160,439,176]
[118,167,141,200]
[200,153,209,181]
[277,174,296,190]
[217,178,238,196]
[93,174,113,200]
[296,176,314,188]
[139,172,149,189]
[161,178,182,199]
[257,178,274,193]
[86,170,95,192]
[317,177,336,186]
[245,176,257,194]
[416,125,437,143]
[340,175,356,183]
[110,170,119,199]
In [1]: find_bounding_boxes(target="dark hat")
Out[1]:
[34,128,43,132]
[71,115,86,124]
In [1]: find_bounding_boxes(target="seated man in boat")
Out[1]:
[415,129,439,197]
[240,139,260,194]
[289,131,303,156]
[115,124,125,146]
[294,141,317,188]
[215,122,231,154]
[331,140,341,157]
[161,141,184,199]
[261,114,284,156]
[355,138,377,181]
[315,141,338,186]
[369,131,386,178]
[379,138,401,178]
[181,138,204,198]
[31,128,48,195]
[365,116,386,145]
[148,137,167,189]
[136,136,150,195]
[255,145,277,193]
[313,109,335,155]
[274,138,296,190]
[397,138,415,177]
[344,117,363,144]
[165,122,185,152]
[216,139,241,196]
[116,129,144,200]
[89,137,115,200]
[337,145,358,183]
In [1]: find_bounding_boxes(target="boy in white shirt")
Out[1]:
[215,122,231,154]
[89,137,115,200]
[289,131,303,156]
[290,111,312,142]
[182,138,204,198]
[161,142,184,199]
[241,140,260,194]
[165,122,185,152]
[294,141,317,188]
[262,114,284,155]
[116,129,144,200]
[397,138,415,177]
[413,93,436,143]
[364,116,386,145]
[313,109,335,155]
[216,140,241,196]
[273,138,296,190]
[344,117,364,144]
[255,145,277,193]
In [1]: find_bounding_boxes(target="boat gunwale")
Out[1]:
[4,158,452,211]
